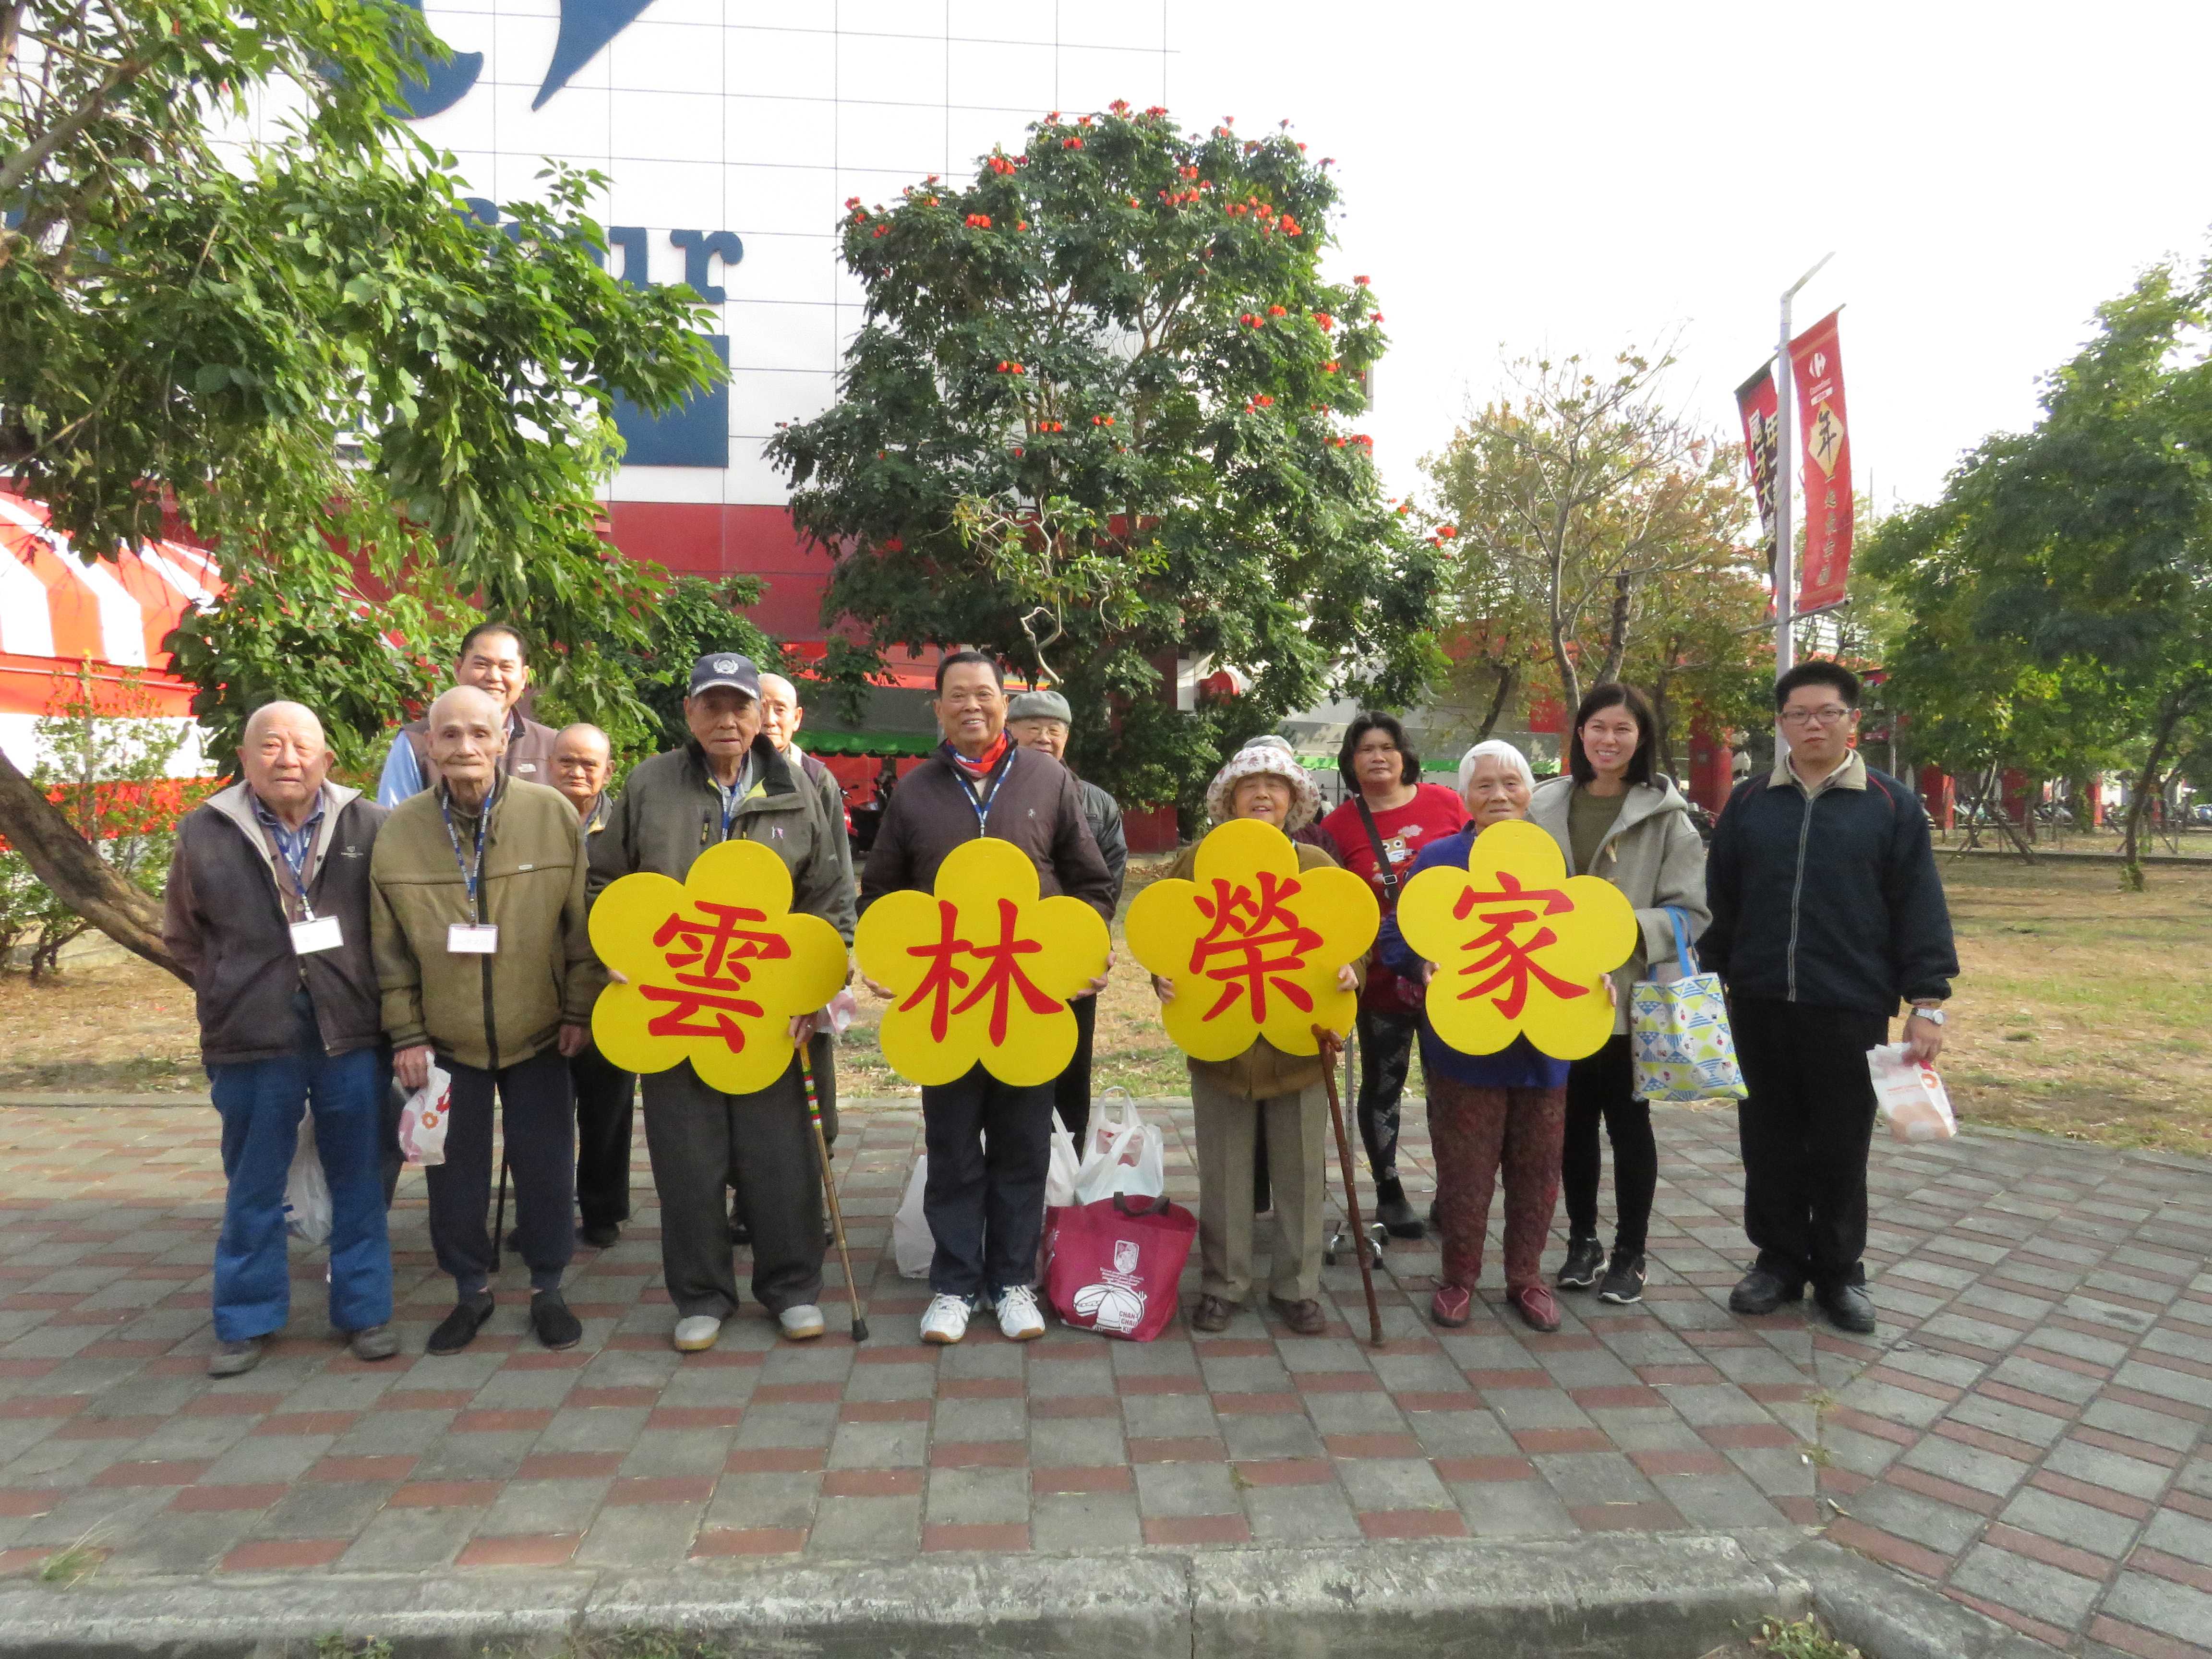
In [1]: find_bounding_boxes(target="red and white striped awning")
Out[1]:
[0,490,221,719]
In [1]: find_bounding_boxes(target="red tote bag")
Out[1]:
[1043,1193,1197,1342]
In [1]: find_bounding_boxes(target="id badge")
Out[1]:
[289,915,343,955]
[447,923,500,955]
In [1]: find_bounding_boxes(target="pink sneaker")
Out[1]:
[1430,1284,1472,1327]
[1510,1284,1561,1333]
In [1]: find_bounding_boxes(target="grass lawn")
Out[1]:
[4,853,2208,1159]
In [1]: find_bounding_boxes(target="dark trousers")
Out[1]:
[1563,1034,1657,1255]
[1053,994,1099,1143]
[921,1064,1053,1299]
[572,1045,637,1229]
[426,1048,574,1298]
[209,1032,391,1344]
[1731,998,1888,1292]
[643,1047,826,1320]
[1354,1006,1419,1180]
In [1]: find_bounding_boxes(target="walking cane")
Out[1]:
[1314,1025,1383,1347]
[797,1037,868,1343]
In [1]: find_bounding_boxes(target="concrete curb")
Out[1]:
[0,1535,1807,1659]
[1781,1539,2057,1659]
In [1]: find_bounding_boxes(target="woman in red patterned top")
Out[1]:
[1318,713,1468,1238]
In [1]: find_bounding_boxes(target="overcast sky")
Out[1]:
[1166,1,2211,510]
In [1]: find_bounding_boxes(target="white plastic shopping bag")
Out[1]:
[892,1154,935,1278]
[1867,1044,1958,1142]
[1071,1093,1166,1207]
[397,1063,453,1166]
[282,1111,332,1245]
[1044,1112,1082,1209]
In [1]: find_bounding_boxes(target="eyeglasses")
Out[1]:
[1779,705,1856,728]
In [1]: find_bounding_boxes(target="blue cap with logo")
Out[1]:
[687,652,761,700]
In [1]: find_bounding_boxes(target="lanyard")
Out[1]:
[719,780,742,842]
[260,816,320,921]
[440,787,490,907]
[960,750,1012,838]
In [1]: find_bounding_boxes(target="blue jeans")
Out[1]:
[209,1041,392,1342]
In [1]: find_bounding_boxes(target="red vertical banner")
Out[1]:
[1734,364,1780,577]
[1789,309,1852,613]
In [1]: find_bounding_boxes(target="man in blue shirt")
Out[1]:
[377,621,558,805]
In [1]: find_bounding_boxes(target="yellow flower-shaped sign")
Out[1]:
[589,839,850,1095]
[854,837,1111,1088]
[1125,817,1379,1062]
[1395,818,1637,1061]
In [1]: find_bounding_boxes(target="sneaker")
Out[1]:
[1814,1282,1876,1334]
[428,1295,495,1356]
[1509,1284,1561,1333]
[673,1314,722,1352]
[207,1337,264,1378]
[347,1323,399,1362]
[1597,1250,1647,1306]
[1728,1264,1803,1316]
[529,1290,582,1351]
[1190,1294,1235,1333]
[1555,1235,1604,1291]
[995,1285,1046,1341]
[919,1293,972,1345]
[1373,1176,1423,1240]
[777,1304,826,1342]
[1430,1284,1472,1328]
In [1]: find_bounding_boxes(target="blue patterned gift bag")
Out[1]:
[1629,908,1747,1104]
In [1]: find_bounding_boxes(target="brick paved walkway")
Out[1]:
[0,1099,2204,1657]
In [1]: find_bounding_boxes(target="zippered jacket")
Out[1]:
[587,735,856,942]
[370,777,596,1070]
[1697,756,1957,1015]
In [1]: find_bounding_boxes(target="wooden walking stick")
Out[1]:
[797,1037,867,1342]
[1314,1025,1383,1347]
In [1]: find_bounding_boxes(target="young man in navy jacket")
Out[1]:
[1700,661,1958,1334]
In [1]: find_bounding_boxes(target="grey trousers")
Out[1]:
[642,1042,827,1321]
[1190,1070,1326,1304]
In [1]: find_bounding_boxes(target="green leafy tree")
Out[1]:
[0,663,208,977]
[1865,256,2212,886]
[765,104,1438,817]
[1,0,724,972]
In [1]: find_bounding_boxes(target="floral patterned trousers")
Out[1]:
[1428,1077,1567,1295]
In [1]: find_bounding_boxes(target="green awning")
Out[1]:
[801,730,938,757]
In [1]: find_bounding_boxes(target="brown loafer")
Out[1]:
[1190,1294,1236,1333]
[1268,1296,1327,1336]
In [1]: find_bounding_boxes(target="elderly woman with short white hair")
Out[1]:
[1376,740,1572,1333]
[1152,737,1361,1337]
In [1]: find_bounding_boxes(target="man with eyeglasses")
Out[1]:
[1700,661,1958,1335]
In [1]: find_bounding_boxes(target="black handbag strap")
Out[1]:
[1354,797,1401,905]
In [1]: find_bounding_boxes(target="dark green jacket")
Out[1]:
[588,736,856,942]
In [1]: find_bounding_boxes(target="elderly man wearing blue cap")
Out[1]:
[588,653,856,1352]
[1005,687,1125,1145]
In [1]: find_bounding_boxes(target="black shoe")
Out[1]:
[530,1290,582,1351]
[428,1295,496,1355]
[578,1223,619,1249]
[1373,1176,1423,1240]
[1815,1282,1876,1334]
[1556,1235,1604,1290]
[1728,1265,1803,1316]
[1598,1249,1647,1305]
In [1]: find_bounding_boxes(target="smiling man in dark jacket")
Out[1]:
[1700,661,1958,1334]
[165,702,396,1377]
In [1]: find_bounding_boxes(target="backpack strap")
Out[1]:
[1352,796,1402,906]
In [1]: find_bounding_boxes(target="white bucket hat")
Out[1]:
[1204,734,1322,831]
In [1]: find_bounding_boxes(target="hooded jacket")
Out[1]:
[369,776,596,1070]
[1529,774,1712,1034]
[163,781,387,1066]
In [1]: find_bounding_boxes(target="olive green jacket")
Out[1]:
[369,777,597,1070]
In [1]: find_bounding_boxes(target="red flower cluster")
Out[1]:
[1354,275,1370,285]
[873,225,888,238]
[1038,420,1065,433]
[1016,220,1028,230]
[1436,525,1458,539]
[1312,312,1334,331]
[844,196,861,208]
[1267,304,1286,316]
[1145,105,1167,117]
[1109,99,1131,114]
[1322,361,1340,373]
[882,536,904,552]
[986,155,1018,176]
[1061,136,1084,150]
[1279,216,1302,236]
[965,213,992,228]
[1091,414,1114,426]
[995,361,1027,375]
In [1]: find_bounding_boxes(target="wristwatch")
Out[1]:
[1908,1004,1946,1025]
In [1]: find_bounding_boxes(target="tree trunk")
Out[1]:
[1591,569,1633,688]
[1474,665,1517,741]
[0,746,189,981]
[2119,686,2201,890]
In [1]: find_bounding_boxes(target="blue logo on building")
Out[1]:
[397,0,659,118]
